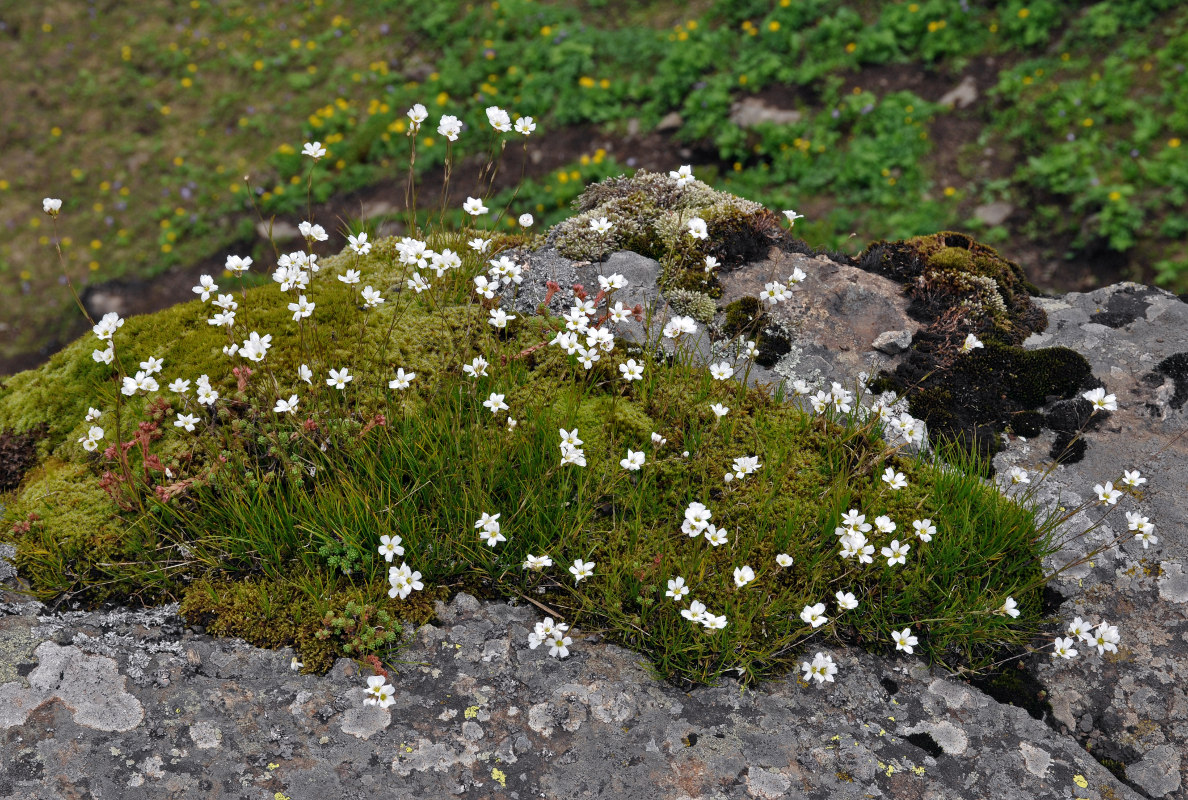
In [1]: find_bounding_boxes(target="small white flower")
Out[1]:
[1082,387,1117,412]
[483,392,508,414]
[996,597,1020,619]
[377,534,405,562]
[488,308,516,329]
[681,600,707,623]
[1052,636,1079,659]
[92,346,114,365]
[783,209,805,226]
[302,141,326,159]
[463,356,489,378]
[1009,467,1030,485]
[361,286,385,309]
[298,220,328,242]
[709,362,734,381]
[523,554,553,571]
[518,213,534,228]
[687,217,708,239]
[892,627,918,654]
[288,294,315,321]
[485,105,512,132]
[463,197,489,216]
[835,591,858,611]
[912,518,936,543]
[960,333,984,354]
[225,254,253,274]
[389,368,415,390]
[704,255,719,273]
[801,651,837,684]
[192,275,218,301]
[669,165,694,186]
[437,114,463,141]
[620,449,645,471]
[1067,616,1094,642]
[468,236,490,253]
[1094,481,1122,505]
[43,197,63,216]
[514,116,536,136]
[1121,469,1146,488]
[881,539,910,566]
[298,364,313,385]
[666,577,689,601]
[174,413,200,432]
[776,553,794,568]
[619,359,644,381]
[703,526,728,547]
[800,603,828,628]
[85,407,103,422]
[273,394,299,414]
[327,368,353,390]
[348,232,372,255]
[590,216,613,234]
[733,565,755,588]
[407,103,428,130]
[1090,622,1120,655]
[881,467,907,490]
[569,558,595,584]
[710,402,730,419]
[788,266,807,284]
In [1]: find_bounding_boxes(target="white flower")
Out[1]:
[681,600,707,623]
[485,106,512,132]
[327,368,353,390]
[389,368,415,390]
[1067,616,1093,642]
[1052,636,1079,659]
[618,359,644,381]
[687,217,708,239]
[759,281,789,305]
[788,266,807,284]
[1125,511,1157,548]
[437,114,463,141]
[669,165,694,186]
[212,293,237,311]
[348,232,372,255]
[666,577,689,601]
[298,364,313,385]
[703,525,728,546]
[776,553,794,568]
[620,449,645,471]
[196,385,219,406]
[709,362,734,381]
[835,591,858,611]
[479,525,506,546]
[1082,387,1117,412]
[92,346,114,365]
[547,631,573,658]
[801,652,837,684]
[892,627,918,654]
[85,407,103,422]
[662,315,698,339]
[569,558,595,583]
[208,310,236,328]
[463,197,489,216]
[463,356,489,378]
[42,197,63,216]
[288,294,315,321]
[881,539,910,566]
[193,275,218,301]
[273,394,299,414]
[225,254,252,274]
[590,217,613,234]
[363,675,395,708]
[1121,469,1146,488]
[1009,466,1030,485]
[483,392,509,414]
[302,141,326,159]
[1090,622,1120,655]
[800,603,828,628]
[406,272,431,293]
[120,370,159,396]
[488,308,515,329]
[703,613,728,630]
[996,597,1020,618]
[518,213,534,227]
[523,554,553,571]
[299,220,328,242]
[783,209,805,226]
[240,331,272,362]
[77,425,104,451]
[140,356,164,376]
[1094,481,1122,505]
[514,116,536,135]
[377,534,405,562]
[733,565,755,588]
[407,103,428,130]
[881,467,907,490]
[651,431,667,446]
[912,518,936,543]
[468,236,490,253]
[960,333,984,354]
[361,286,385,308]
[598,273,627,291]
[92,312,124,341]
[290,656,303,672]
[387,562,424,600]
[874,515,896,534]
[704,256,719,273]
[174,413,200,432]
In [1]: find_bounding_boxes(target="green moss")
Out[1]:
[665,288,717,324]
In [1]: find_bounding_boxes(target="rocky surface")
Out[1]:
[3,253,1186,799]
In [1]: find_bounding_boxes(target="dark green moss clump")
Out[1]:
[859,232,1098,462]
[0,425,44,492]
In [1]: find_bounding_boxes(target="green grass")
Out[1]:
[2,213,1054,684]
[5,1,1188,370]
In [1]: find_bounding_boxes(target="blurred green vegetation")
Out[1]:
[2,0,1186,366]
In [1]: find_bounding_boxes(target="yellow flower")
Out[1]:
[1082,118,1093,127]
[1169,138,1182,148]
[768,20,780,32]
[943,186,957,197]
[1018,8,1030,18]
[845,42,857,53]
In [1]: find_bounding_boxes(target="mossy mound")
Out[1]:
[860,232,1097,462]
[550,170,781,298]
[859,231,1045,345]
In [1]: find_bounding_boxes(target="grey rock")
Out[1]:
[872,329,914,354]
[1128,745,1182,797]
[256,218,301,243]
[729,96,803,128]
[974,201,1015,226]
[939,75,979,109]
